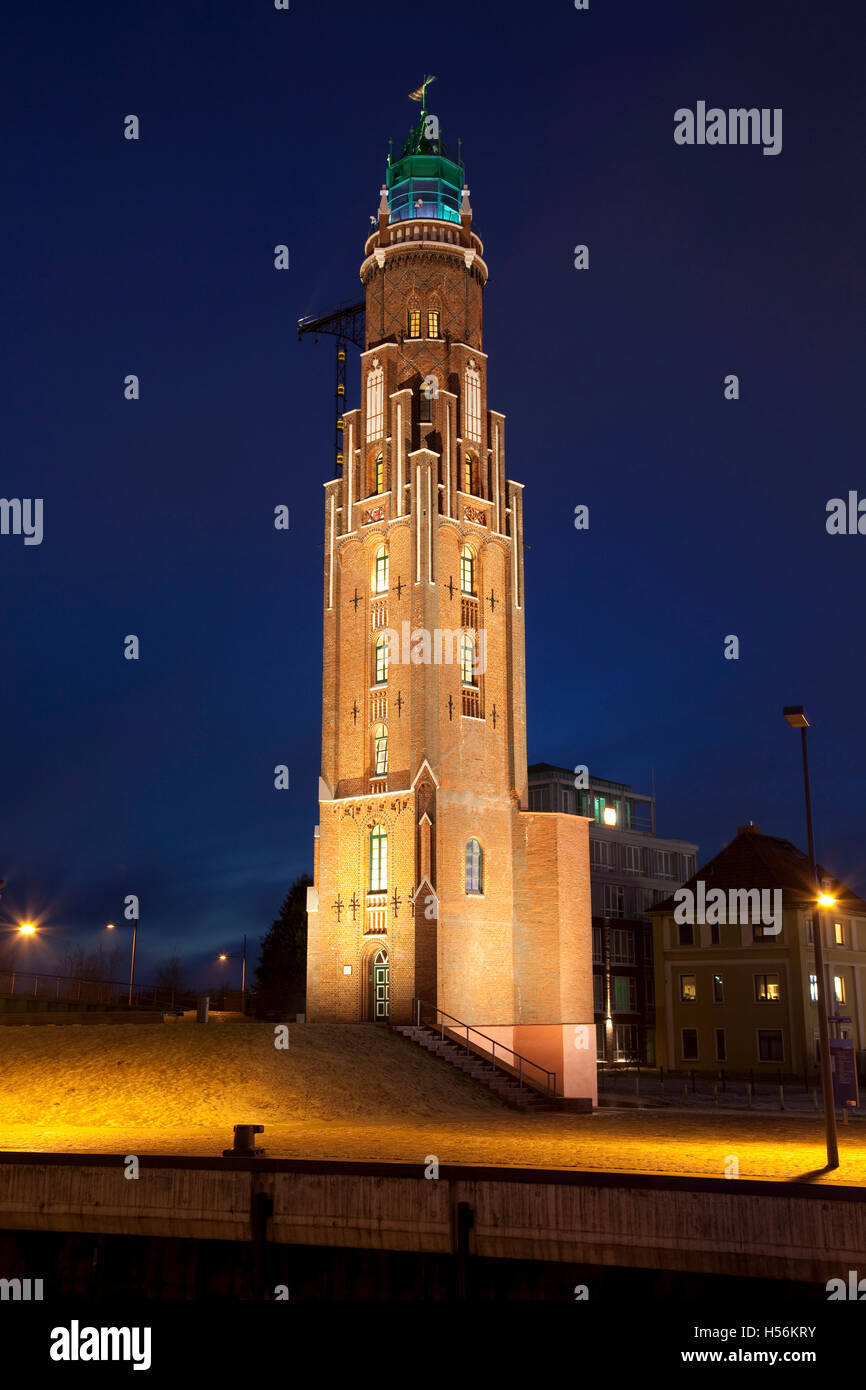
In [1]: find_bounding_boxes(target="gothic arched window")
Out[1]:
[460,631,478,686]
[373,451,384,495]
[373,723,388,776]
[372,545,389,594]
[465,838,483,895]
[370,825,388,891]
[373,633,389,685]
[465,362,481,442]
[463,452,475,495]
[366,361,384,442]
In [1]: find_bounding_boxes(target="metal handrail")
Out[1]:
[414,998,557,1098]
[0,969,194,1011]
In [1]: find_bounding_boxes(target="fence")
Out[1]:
[0,970,194,1012]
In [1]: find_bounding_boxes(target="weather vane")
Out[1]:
[408,75,436,114]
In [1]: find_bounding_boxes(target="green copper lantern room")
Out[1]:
[386,80,464,225]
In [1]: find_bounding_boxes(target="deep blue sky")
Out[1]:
[1,0,863,986]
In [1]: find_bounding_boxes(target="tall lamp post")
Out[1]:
[107,918,138,1007]
[217,934,247,994]
[783,705,839,1170]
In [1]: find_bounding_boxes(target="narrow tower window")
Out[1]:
[366,361,384,442]
[370,825,388,891]
[465,362,481,442]
[408,309,421,338]
[427,310,440,338]
[463,453,474,495]
[373,545,389,594]
[373,724,388,775]
[460,545,476,596]
[460,631,478,686]
[465,838,483,895]
[373,451,384,495]
[374,633,389,685]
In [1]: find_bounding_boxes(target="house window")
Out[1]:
[834,975,846,1005]
[465,362,481,442]
[758,1030,783,1062]
[614,1024,639,1063]
[715,1028,727,1062]
[465,838,483,894]
[682,855,696,879]
[656,851,675,878]
[834,921,846,946]
[646,975,655,1006]
[624,844,642,875]
[373,724,388,776]
[408,309,421,338]
[427,310,440,338]
[366,362,384,441]
[805,917,814,944]
[755,974,781,1002]
[602,884,624,918]
[460,632,478,686]
[460,545,476,595]
[712,974,724,1003]
[678,921,694,946]
[610,929,635,964]
[680,974,697,1003]
[592,926,603,961]
[681,1028,699,1061]
[591,839,612,870]
[373,633,389,685]
[369,825,387,891]
[593,973,604,1012]
[613,976,637,1012]
[373,545,389,594]
[809,973,818,1002]
[369,451,384,496]
[644,933,654,962]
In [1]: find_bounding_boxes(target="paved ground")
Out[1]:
[0,1018,863,1185]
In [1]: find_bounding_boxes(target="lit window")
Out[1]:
[465,838,483,894]
[427,310,440,338]
[373,724,388,776]
[373,634,389,685]
[373,452,384,495]
[680,974,697,1003]
[464,453,473,494]
[835,975,846,1005]
[369,825,387,891]
[460,632,477,686]
[366,362,384,442]
[834,921,846,946]
[755,974,781,1002]
[373,545,389,594]
[460,545,475,595]
[465,362,481,442]
[809,973,818,1002]
[408,309,421,338]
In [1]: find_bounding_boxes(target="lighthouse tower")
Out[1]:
[305,93,596,1101]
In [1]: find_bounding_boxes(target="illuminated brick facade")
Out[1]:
[305,102,596,1099]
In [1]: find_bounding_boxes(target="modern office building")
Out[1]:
[528,764,698,1063]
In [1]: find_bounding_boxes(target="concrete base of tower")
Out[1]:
[472,1023,598,1104]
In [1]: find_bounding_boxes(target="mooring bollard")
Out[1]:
[812,1088,819,1111]
[779,1084,785,1111]
[223,1123,265,1157]
[634,1076,640,1097]
[196,996,209,1024]
[713,1083,718,1105]
[682,1081,688,1104]
[746,1083,752,1109]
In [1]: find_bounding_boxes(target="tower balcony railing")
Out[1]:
[365,892,388,935]
[370,776,388,795]
[460,596,478,629]
[370,690,387,721]
[462,685,482,719]
[370,598,388,631]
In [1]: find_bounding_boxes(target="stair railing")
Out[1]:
[413,998,557,1099]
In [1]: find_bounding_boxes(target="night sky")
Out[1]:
[2,0,863,987]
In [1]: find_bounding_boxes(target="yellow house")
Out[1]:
[649,825,866,1078]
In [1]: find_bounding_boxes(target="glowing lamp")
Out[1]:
[218,953,227,961]
[817,892,836,908]
[603,807,617,827]
[18,922,36,935]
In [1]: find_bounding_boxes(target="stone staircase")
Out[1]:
[392,1023,559,1113]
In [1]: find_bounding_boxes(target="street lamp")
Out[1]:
[216,935,246,994]
[18,922,37,935]
[106,918,138,1006]
[782,705,839,1170]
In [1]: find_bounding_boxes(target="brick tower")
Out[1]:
[305,89,596,1101]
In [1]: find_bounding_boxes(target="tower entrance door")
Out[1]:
[372,948,389,1020]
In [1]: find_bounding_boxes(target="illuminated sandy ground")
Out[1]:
[0,1017,863,1185]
